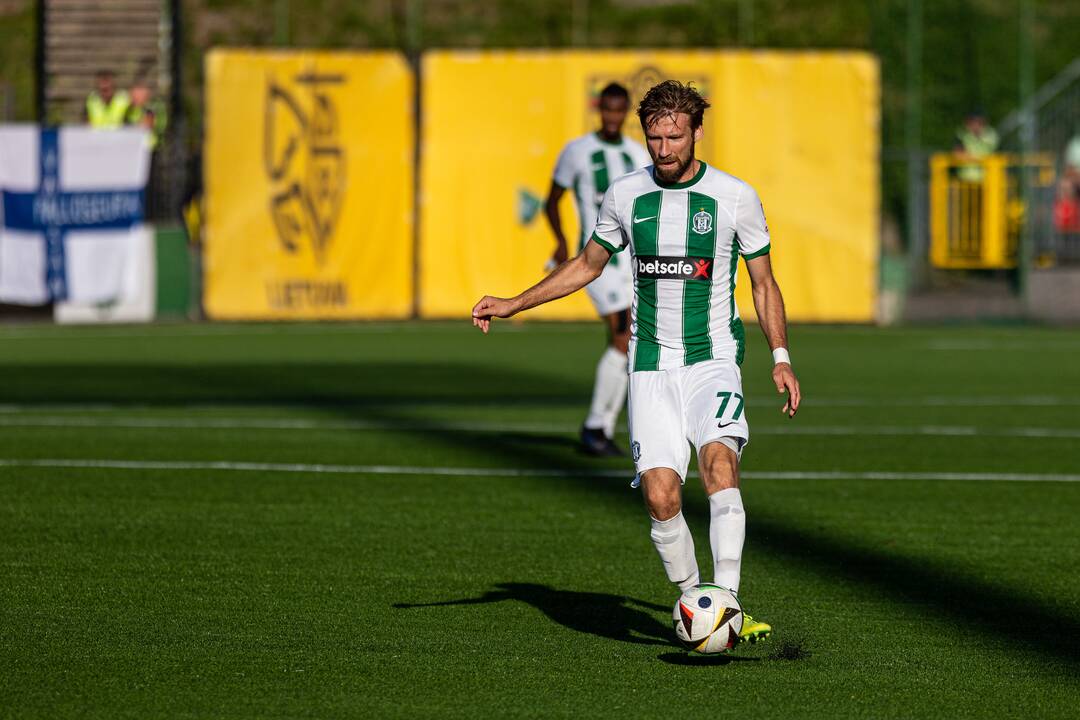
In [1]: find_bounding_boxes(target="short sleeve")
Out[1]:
[552,143,576,189]
[735,184,771,259]
[590,185,626,254]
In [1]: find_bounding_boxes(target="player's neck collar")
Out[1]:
[594,131,623,146]
[653,160,707,189]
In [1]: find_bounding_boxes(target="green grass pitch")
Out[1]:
[1,321,1079,718]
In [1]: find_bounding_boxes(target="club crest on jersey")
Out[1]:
[692,210,713,235]
[631,441,641,462]
[635,255,713,281]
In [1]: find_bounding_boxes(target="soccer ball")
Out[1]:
[672,584,743,653]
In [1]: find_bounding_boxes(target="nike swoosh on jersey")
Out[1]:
[717,421,740,429]
[633,216,656,223]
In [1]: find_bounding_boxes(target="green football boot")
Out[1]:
[739,613,772,644]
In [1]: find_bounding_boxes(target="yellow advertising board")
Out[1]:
[204,51,413,319]
[420,51,879,322]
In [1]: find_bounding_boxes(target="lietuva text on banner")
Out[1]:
[420,51,879,322]
[203,51,414,320]
[0,126,151,305]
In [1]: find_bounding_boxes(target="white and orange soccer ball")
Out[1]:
[672,584,743,653]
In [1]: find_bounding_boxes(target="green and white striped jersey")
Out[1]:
[590,162,772,372]
[553,133,651,250]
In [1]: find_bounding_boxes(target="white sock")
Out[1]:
[584,347,628,438]
[650,512,700,592]
[708,488,745,594]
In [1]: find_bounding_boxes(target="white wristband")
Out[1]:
[772,348,791,366]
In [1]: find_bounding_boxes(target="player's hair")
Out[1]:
[599,82,630,103]
[637,80,710,130]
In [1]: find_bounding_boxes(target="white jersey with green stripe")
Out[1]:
[590,162,772,372]
[553,133,651,250]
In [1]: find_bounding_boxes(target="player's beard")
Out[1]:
[653,141,696,184]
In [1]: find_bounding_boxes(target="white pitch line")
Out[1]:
[0,322,589,340]
[786,396,1080,407]
[927,340,1080,351]
[2,395,1079,415]
[0,458,1078,483]
[0,414,1078,439]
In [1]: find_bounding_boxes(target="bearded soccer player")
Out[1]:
[546,82,651,457]
[473,80,800,645]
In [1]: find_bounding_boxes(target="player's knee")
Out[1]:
[699,441,740,493]
[647,500,682,522]
[642,479,681,520]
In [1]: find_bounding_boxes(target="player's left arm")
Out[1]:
[737,183,800,418]
[746,254,800,418]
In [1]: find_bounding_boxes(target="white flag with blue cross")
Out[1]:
[0,126,151,305]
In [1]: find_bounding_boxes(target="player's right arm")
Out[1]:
[473,181,625,334]
[471,239,612,334]
[544,180,570,266]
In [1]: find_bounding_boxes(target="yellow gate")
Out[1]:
[929,153,1054,269]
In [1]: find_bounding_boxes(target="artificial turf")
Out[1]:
[1,321,1078,718]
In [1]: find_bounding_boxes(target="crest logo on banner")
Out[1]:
[263,71,346,266]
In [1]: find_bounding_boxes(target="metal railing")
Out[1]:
[999,57,1080,265]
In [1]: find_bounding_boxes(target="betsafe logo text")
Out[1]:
[634,255,713,281]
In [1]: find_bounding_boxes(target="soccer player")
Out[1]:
[545,82,651,457]
[472,80,801,645]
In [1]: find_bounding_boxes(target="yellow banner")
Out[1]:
[204,51,413,319]
[420,51,879,322]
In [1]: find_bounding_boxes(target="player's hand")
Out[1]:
[471,296,517,334]
[773,363,800,418]
[551,245,569,265]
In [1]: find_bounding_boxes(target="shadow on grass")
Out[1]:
[657,652,760,666]
[384,401,1080,670]
[0,362,591,407]
[9,343,1080,670]
[395,582,673,647]
[747,514,1080,667]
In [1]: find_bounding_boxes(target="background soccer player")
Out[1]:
[473,80,801,647]
[545,82,651,457]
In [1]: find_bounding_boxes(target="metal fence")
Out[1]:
[144,125,189,224]
[1000,57,1080,264]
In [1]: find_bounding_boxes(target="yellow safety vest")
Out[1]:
[956,127,999,183]
[86,91,131,129]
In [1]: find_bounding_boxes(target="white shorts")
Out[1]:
[628,359,750,482]
[585,255,633,317]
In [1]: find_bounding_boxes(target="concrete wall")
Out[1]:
[1028,267,1080,323]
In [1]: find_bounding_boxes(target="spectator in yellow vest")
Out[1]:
[126,79,167,149]
[85,71,130,129]
[954,111,999,183]
[1063,126,1080,195]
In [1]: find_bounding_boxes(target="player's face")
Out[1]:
[598,95,629,137]
[644,112,703,184]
